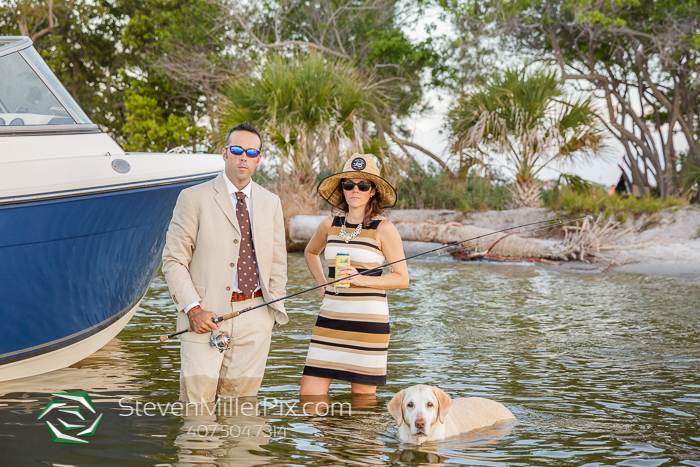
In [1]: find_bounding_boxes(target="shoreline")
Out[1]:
[400,240,700,281]
[289,207,700,281]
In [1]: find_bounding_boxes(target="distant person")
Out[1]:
[614,173,627,195]
[162,122,288,403]
[300,154,409,395]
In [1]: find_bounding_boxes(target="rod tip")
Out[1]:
[159,335,168,342]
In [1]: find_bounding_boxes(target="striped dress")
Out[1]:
[303,215,390,386]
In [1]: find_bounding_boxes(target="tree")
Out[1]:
[227,0,455,172]
[119,0,236,150]
[1,0,128,135]
[121,94,201,152]
[448,68,605,208]
[1,0,234,149]
[218,53,392,183]
[445,0,700,199]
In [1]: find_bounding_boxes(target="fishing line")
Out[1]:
[159,214,592,343]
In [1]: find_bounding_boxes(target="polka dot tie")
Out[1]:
[235,192,258,296]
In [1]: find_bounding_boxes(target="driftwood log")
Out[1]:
[288,215,328,251]
[394,222,565,260]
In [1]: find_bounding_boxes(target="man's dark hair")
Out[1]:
[225,122,262,149]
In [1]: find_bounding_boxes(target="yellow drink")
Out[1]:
[334,253,351,287]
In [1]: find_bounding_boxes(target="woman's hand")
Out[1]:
[339,265,371,287]
[319,285,326,298]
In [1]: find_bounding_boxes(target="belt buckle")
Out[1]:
[231,291,251,302]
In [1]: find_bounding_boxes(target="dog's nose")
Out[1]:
[415,419,426,429]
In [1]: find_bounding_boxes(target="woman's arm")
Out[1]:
[304,216,334,297]
[341,220,409,290]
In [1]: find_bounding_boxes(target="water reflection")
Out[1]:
[296,393,389,465]
[175,397,275,466]
[0,338,144,398]
[0,254,699,465]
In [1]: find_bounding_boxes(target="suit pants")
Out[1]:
[179,296,275,403]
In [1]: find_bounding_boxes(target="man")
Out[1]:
[162,122,288,403]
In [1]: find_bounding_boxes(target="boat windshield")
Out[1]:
[0,47,92,127]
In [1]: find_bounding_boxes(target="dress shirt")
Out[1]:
[184,172,261,313]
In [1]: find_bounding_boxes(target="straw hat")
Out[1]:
[317,154,397,208]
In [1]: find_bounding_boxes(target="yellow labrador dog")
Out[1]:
[388,384,515,444]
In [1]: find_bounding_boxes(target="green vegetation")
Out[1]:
[394,167,511,212]
[542,186,686,220]
[219,53,390,184]
[391,170,687,217]
[0,0,443,155]
[447,68,605,208]
[0,0,232,151]
[121,95,202,152]
[447,0,700,200]
[3,0,700,205]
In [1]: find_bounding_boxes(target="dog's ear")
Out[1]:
[432,387,452,424]
[387,390,406,427]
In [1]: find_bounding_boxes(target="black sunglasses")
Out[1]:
[225,145,260,158]
[341,180,373,192]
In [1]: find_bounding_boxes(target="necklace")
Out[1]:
[339,218,362,243]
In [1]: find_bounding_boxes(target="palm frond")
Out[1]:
[447,65,607,207]
[218,52,395,180]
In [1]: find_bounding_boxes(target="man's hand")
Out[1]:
[187,306,219,333]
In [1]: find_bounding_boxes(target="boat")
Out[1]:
[0,36,224,382]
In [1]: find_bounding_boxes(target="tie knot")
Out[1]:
[235,192,246,202]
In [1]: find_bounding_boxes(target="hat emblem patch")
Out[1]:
[351,157,366,171]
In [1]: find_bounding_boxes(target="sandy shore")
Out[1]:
[403,240,700,280]
[401,206,700,280]
[292,206,700,280]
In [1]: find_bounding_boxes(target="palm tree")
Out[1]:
[448,68,605,208]
[218,53,391,184]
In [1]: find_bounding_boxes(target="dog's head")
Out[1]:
[387,385,452,440]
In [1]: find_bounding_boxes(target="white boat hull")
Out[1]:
[0,301,140,383]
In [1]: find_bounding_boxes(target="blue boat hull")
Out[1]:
[0,178,210,374]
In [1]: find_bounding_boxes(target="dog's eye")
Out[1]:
[407,402,413,408]
[427,402,434,408]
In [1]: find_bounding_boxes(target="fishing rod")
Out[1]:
[159,214,592,345]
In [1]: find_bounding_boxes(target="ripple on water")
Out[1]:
[0,254,699,465]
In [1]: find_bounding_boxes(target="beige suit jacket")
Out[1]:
[162,173,288,334]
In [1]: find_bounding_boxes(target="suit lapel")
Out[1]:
[213,173,240,234]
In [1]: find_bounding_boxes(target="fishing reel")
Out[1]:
[209,330,231,353]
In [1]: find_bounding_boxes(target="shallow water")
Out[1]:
[1,254,699,466]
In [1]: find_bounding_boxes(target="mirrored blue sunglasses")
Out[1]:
[226,145,260,158]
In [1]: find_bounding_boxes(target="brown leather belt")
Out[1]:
[231,290,263,302]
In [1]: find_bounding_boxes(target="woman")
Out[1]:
[300,154,409,395]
